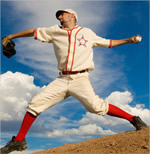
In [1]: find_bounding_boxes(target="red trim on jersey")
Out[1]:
[108,39,112,48]
[61,27,79,71]
[62,26,83,71]
[61,26,78,31]
[34,29,37,40]
[65,30,72,71]
[70,27,83,71]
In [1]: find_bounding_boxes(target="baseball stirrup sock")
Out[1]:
[107,104,134,122]
[15,112,37,142]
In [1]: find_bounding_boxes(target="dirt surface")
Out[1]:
[33,126,150,154]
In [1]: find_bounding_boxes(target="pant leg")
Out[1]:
[27,77,69,116]
[68,72,108,116]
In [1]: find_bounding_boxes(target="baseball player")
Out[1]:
[1,9,147,153]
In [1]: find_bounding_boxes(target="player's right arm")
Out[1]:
[2,29,35,46]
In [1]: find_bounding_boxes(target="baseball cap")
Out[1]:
[56,9,78,21]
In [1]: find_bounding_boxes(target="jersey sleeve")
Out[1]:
[34,27,53,43]
[90,30,112,48]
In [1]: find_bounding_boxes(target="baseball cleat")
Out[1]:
[130,116,147,130]
[0,136,27,154]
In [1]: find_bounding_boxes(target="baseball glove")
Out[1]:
[2,37,16,58]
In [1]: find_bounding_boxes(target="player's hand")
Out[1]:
[129,35,142,44]
[2,36,16,58]
[2,36,11,46]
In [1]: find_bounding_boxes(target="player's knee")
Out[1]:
[26,106,40,116]
[88,105,102,114]
[87,98,109,116]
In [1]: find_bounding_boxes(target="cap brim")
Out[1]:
[56,10,66,19]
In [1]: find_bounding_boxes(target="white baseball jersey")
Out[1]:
[34,25,112,71]
[27,25,111,116]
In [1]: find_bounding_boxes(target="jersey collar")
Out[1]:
[59,25,79,31]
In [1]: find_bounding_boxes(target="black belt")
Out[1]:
[61,69,87,75]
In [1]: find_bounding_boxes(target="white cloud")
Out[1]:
[58,116,69,122]
[0,71,42,121]
[106,91,133,106]
[11,149,38,154]
[106,91,150,124]
[47,124,115,139]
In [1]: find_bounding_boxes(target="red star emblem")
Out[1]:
[77,35,88,47]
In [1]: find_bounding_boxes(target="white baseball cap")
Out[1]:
[56,9,78,21]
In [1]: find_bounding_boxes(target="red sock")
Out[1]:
[15,112,37,142]
[107,104,134,122]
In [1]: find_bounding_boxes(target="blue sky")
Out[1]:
[0,0,149,153]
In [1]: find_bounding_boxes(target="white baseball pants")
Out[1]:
[27,72,109,116]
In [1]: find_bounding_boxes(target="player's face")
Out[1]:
[58,12,73,26]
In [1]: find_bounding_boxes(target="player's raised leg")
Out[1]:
[69,72,147,131]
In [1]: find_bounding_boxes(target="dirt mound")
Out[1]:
[33,126,149,154]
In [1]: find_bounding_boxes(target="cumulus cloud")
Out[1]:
[106,91,133,105]
[106,91,150,124]
[47,124,115,139]
[0,71,42,121]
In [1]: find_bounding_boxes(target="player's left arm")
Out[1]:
[111,34,142,47]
